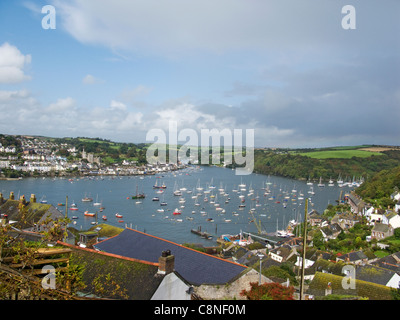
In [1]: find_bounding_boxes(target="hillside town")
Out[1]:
[0,135,183,178]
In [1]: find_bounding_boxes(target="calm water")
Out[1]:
[0,166,353,245]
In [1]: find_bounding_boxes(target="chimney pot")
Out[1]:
[158,251,175,275]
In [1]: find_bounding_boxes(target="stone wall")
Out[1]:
[195,268,273,300]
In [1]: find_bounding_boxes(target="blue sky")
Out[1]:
[0,0,399,148]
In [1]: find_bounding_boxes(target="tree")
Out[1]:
[394,228,400,239]
[313,230,325,250]
[0,206,84,299]
[240,282,295,300]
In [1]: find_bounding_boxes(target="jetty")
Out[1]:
[191,226,213,240]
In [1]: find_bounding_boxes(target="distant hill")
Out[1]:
[253,145,400,181]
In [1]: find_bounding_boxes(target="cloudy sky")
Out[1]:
[0,0,399,148]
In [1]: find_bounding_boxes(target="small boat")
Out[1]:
[173,208,182,215]
[84,211,96,217]
[82,196,93,202]
[69,207,78,211]
[71,216,78,219]
[132,193,145,199]
[152,197,160,201]
[102,215,107,221]
[57,203,65,206]
[93,194,102,206]
[132,185,145,199]
[153,180,167,189]
[115,213,123,218]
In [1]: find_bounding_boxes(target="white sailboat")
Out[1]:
[93,194,102,206]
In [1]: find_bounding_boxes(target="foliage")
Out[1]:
[53,137,149,165]
[312,230,325,250]
[92,273,129,299]
[355,165,400,206]
[391,287,400,300]
[240,281,295,300]
[0,205,83,299]
[309,272,393,300]
[252,148,400,181]
[322,203,350,219]
[262,264,298,286]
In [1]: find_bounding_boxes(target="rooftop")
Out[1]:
[94,228,247,286]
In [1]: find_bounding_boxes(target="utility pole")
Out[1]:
[299,198,308,300]
[64,196,68,243]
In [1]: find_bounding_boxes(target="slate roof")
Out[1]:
[355,264,398,287]
[94,228,247,286]
[0,199,64,229]
[336,250,368,262]
[371,252,400,273]
[62,243,163,300]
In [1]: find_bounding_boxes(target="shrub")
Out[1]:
[240,282,295,300]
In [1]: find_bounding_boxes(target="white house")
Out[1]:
[151,272,192,300]
[384,211,400,229]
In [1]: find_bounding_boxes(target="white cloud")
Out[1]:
[46,97,76,113]
[52,0,399,59]
[82,74,103,85]
[110,100,127,111]
[0,43,32,84]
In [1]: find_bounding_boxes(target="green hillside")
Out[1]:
[253,147,400,181]
[355,165,400,206]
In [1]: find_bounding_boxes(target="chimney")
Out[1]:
[19,195,26,205]
[0,193,4,205]
[9,191,14,200]
[30,194,36,203]
[158,250,175,275]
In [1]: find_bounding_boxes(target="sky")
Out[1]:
[0,0,399,148]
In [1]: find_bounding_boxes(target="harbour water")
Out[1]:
[0,166,353,245]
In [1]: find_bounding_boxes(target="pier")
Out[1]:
[191,226,213,240]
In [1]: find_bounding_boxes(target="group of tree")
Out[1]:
[0,203,126,300]
[53,137,149,165]
[355,165,400,207]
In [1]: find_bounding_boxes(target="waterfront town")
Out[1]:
[0,135,183,178]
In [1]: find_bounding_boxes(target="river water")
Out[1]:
[0,166,353,245]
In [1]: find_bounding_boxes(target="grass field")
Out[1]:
[299,149,384,159]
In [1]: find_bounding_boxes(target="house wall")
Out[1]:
[151,273,192,300]
[386,273,400,289]
[295,256,315,268]
[389,215,400,229]
[269,252,283,263]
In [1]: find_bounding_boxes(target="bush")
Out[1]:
[241,282,295,300]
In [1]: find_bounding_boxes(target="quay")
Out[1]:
[191,226,213,240]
